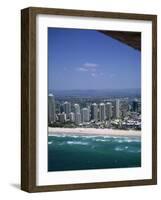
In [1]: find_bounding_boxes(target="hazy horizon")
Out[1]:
[49,88,141,91]
[49,88,141,98]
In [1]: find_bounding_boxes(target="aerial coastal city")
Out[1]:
[48,92,141,130]
[48,28,141,171]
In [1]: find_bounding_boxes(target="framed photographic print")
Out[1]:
[21,7,157,192]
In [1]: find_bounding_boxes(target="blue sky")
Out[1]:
[48,28,141,90]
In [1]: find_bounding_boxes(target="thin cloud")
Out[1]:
[77,62,99,72]
[77,67,89,72]
[91,73,96,77]
[83,62,99,68]
[76,62,102,77]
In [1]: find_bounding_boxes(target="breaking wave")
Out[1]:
[66,141,89,145]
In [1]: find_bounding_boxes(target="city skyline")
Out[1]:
[48,28,141,91]
[48,93,141,130]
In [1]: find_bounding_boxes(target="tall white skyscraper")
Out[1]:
[73,104,81,125]
[114,99,120,119]
[63,101,71,118]
[105,102,112,120]
[75,112,81,125]
[69,112,75,122]
[99,103,106,122]
[48,93,56,123]
[91,103,98,121]
[81,108,90,123]
[74,103,80,114]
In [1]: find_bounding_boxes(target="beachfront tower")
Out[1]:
[132,99,139,112]
[69,112,75,122]
[74,104,81,125]
[63,101,71,119]
[75,112,81,125]
[91,103,98,122]
[74,103,80,114]
[105,102,112,120]
[114,99,120,119]
[48,93,56,124]
[81,108,90,123]
[99,103,106,122]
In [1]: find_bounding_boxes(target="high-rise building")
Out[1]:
[81,108,90,123]
[74,103,80,114]
[56,102,61,113]
[73,103,81,125]
[60,104,64,113]
[138,101,141,113]
[99,103,106,122]
[105,102,112,120]
[132,100,139,112]
[69,112,75,122]
[59,112,66,123]
[91,103,98,121]
[75,112,81,125]
[63,101,71,118]
[48,93,56,124]
[113,99,120,119]
[120,101,129,118]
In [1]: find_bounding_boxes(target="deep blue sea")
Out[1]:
[48,133,141,171]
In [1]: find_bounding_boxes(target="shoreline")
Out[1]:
[48,127,141,137]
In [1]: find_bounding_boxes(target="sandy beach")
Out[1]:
[48,127,141,137]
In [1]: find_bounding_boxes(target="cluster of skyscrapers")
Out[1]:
[48,93,123,126]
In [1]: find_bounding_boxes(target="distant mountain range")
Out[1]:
[49,88,141,98]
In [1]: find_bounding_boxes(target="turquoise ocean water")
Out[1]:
[48,133,141,171]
